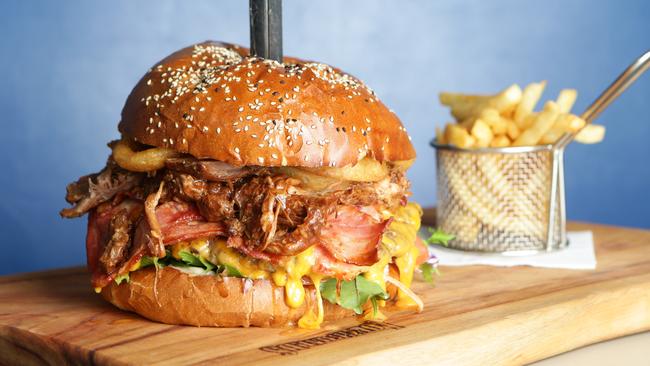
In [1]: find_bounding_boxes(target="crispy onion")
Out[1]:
[111,139,178,172]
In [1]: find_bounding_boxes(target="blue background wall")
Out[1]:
[1,0,648,275]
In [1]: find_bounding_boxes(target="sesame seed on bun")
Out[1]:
[118,41,415,168]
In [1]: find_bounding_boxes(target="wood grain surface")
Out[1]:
[1,217,649,365]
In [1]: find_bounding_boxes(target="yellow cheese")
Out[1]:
[364,253,391,292]
[212,240,269,280]
[271,268,287,286]
[381,202,423,309]
[395,245,420,308]
[298,274,324,329]
[283,246,316,308]
[130,260,142,272]
[191,239,211,258]
[382,203,422,258]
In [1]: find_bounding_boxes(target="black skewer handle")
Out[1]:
[249,0,283,62]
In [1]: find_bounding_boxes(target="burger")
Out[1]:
[61,41,427,328]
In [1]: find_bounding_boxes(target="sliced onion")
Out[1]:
[385,275,424,313]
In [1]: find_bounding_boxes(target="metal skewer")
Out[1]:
[249,0,283,62]
[555,50,650,149]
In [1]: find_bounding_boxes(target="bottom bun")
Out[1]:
[101,266,353,327]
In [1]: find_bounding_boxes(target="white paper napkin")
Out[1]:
[419,228,597,270]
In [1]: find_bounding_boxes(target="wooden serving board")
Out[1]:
[1,219,650,365]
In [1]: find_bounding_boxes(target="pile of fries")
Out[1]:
[435,82,605,148]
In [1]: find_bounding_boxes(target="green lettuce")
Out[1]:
[140,250,220,273]
[114,273,130,285]
[320,275,388,315]
[426,228,455,246]
[419,228,452,285]
[419,262,441,284]
[224,264,243,277]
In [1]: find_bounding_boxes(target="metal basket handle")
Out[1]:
[555,50,650,149]
[547,50,650,250]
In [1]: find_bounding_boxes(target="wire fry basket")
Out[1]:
[432,141,568,254]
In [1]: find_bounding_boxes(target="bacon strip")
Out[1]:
[312,245,370,280]
[86,200,143,287]
[155,201,226,244]
[88,200,227,288]
[318,206,390,266]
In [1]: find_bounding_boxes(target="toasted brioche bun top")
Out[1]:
[118,41,415,168]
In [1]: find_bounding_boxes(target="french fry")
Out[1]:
[567,115,586,132]
[440,84,522,121]
[471,119,494,148]
[490,135,511,147]
[514,81,547,128]
[520,112,539,129]
[556,89,577,113]
[506,120,521,140]
[480,108,508,135]
[513,101,560,146]
[539,132,561,145]
[439,92,484,108]
[492,84,524,116]
[435,126,447,144]
[437,82,603,149]
[459,117,477,130]
[540,114,569,144]
[540,114,588,144]
[445,124,475,148]
[575,124,606,144]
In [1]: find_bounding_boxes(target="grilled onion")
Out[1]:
[276,167,350,191]
[111,139,178,172]
[305,157,388,182]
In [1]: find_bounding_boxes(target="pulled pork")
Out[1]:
[61,160,142,218]
[62,154,410,287]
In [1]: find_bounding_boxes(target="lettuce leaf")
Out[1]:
[224,264,243,277]
[141,250,218,272]
[320,275,388,315]
[426,228,455,246]
[179,250,203,267]
[114,273,130,285]
[420,228,451,285]
[419,262,441,284]
[140,256,156,268]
